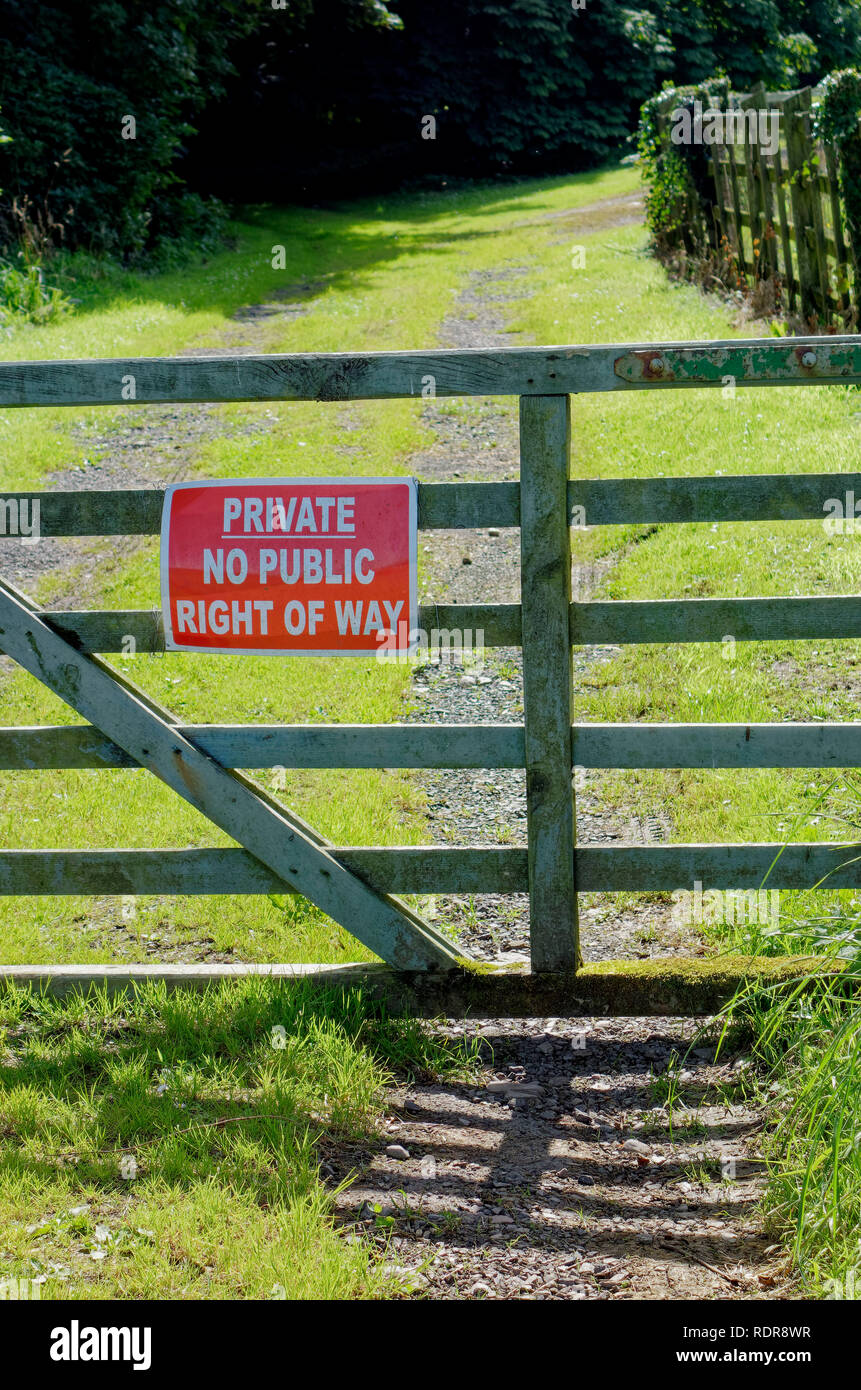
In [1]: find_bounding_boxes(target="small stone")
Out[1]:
[577,1174,595,1187]
[384,1264,427,1288]
[385,1144,410,1161]
[580,1261,596,1275]
[622,1138,650,1156]
[486,1080,543,1099]
[461,556,472,565]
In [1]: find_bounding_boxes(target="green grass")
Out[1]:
[0,979,479,1298]
[707,930,861,1300]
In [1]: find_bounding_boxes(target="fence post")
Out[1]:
[519,394,579,973]
[785,90,819,324]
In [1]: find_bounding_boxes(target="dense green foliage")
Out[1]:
[637,78,730,241]
[191,0,861,202]
[0,1,258,258]
[812,68,861,275]
[1,0,860,257]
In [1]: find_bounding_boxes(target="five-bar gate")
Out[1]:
[1,336,860,1012]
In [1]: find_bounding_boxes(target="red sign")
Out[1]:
[161,477,418,655]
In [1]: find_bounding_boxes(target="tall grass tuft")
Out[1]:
[713,847,861,1295]
[0,252,69,327]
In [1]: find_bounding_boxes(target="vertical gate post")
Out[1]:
[519,394,579,972]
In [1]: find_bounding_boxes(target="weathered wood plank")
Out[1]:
[572,595,861,645]
[725,122,748,270]
[0,847,528,896]
[10,469,861,539]
[13,468,861,542]
[418,482,520,529]
[0,956,839,1016]
[41,605,523,651]
[0,723,526,770]
[1,337,860,406]
[567,472,861,526]
[0,483,521,537]
[576,842,861,891]
[35,594,861,656]
[520,395,578,971]
[575,722,861,769]
[771,141,800,306]
[824,143,852,316]
[2,841,860,896]
[9,468,861,544]
[0,489,162,536]
[784,93,819,324]
[740,89,767,276]
[8,719,861,772]
[0,578,465,970]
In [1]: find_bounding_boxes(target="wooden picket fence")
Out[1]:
[0,336,860,1014]
[652,82,857,327]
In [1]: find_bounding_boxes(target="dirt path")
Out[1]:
[334,208,790,1301]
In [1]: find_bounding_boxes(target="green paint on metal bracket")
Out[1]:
[614,343,861,385]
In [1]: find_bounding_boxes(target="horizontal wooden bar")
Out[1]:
[1,842,859,897]
[1,483,521,537]
[0,847,528,896]
[10,470,861,539]
[27,594,861,658]
[36,604,522,652]
[1,337,859,406]
[0,593,854,663]
[420,482,519,529]
[0,723,526,770]
[0,489,162,536]
[576,843,861,892]
[5,719,861,772]
[568,472,861,526]
[0,956,840,1016]
[575,722,861,769]
[572,595,861,645]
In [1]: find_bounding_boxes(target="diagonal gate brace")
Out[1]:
[0,578,465,971]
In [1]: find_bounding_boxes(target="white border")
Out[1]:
[160,476,419,657]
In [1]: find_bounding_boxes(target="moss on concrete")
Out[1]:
[1,954,848,1018]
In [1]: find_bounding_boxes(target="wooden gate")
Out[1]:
[1,336,860,1013]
